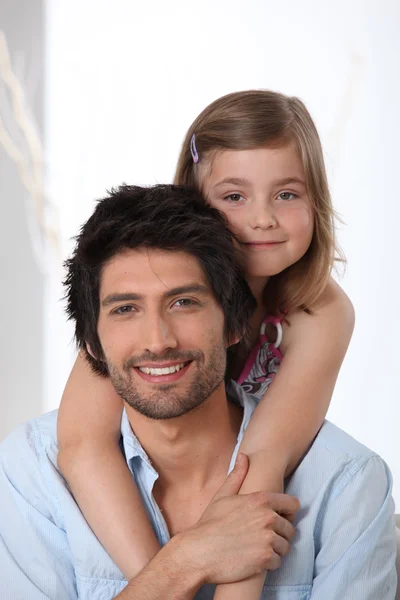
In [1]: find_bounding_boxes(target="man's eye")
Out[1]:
[113,305,135,315]
[173,298,197,308]
[278,192,297,201]
[224,193,244,203]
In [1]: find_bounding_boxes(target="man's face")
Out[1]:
[97,248,229,419]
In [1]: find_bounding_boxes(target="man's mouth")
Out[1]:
[133,360,193,383]
[138,361,190,376]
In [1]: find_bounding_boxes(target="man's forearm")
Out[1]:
[115,535,201,600]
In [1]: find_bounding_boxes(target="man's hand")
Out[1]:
[117,453,299,599]
[178,453,299,586]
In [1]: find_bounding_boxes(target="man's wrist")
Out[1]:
[164,532,207,589]
[117,533,203,600]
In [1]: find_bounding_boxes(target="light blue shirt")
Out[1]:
[0,383,396,599]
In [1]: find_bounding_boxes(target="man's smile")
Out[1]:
[133,360,193,384]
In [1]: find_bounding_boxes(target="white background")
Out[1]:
[8,0,400,502]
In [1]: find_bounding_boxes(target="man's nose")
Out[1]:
[141,315,178,355]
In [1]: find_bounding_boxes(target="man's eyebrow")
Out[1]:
[163,284,210,298]
[101,292,142,307]
[101,285,210,307]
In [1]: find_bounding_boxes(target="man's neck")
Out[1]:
[125,382,243,491]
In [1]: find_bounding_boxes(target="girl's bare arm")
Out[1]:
[213,278,355,599]
[57,352,160,580]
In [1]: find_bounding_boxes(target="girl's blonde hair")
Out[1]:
[174,90,344,315]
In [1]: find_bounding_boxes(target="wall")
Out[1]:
[0,0,46,440]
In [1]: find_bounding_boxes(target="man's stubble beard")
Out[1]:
[107,342,227,420]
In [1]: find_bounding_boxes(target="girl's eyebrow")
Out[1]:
[273,177,306,187]
[213,176,306,188]
[213,177,251,188]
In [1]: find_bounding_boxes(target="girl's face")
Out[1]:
[201,144,314,288]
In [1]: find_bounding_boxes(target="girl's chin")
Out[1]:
[244,257,294,279]
[244,266,277,279]
[246,272,273,280]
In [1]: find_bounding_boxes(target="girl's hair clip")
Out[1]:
[190,133,199,164]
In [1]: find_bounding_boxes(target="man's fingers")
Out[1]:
[213,453,249,499]
[264,550,281,572]
[285,512,296,524]
[271,532,291,559]
[267,493,300,520]
[263,532,291,571]
[273,514,296,542]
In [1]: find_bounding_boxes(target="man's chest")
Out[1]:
[63,481,314,600]
[153,485,216,536]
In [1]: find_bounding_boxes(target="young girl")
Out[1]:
[57,90,354,599]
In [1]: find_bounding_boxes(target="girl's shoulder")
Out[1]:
[281,277,355,355]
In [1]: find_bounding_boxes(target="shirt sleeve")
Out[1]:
[311,455,397,599]
[0,424,78,600]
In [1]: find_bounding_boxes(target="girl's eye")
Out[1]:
[278,192,297,201]
[113,305,136,315]
[173,298,198,308]
[223,193,245,203]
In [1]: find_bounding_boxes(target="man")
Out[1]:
[0,185,396,599]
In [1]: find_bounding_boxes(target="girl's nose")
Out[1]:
[250,202,278,230]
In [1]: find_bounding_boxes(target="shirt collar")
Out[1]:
[120,410,156,474]
[120,381,258,476]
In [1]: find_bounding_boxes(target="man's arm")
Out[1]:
[0,423,196,600]
[0,425,78,600]
[311,455,397,598]
[115,535,201,600]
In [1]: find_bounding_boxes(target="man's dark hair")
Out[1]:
[64,184,256,375]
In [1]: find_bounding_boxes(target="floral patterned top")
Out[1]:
[236,315,284,398]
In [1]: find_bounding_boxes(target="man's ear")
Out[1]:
[226,332,241,348]
[85,343,96,359]
[83,342,109,377]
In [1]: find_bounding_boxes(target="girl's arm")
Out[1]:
[57,352,160,580]
[214,278,355,600]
